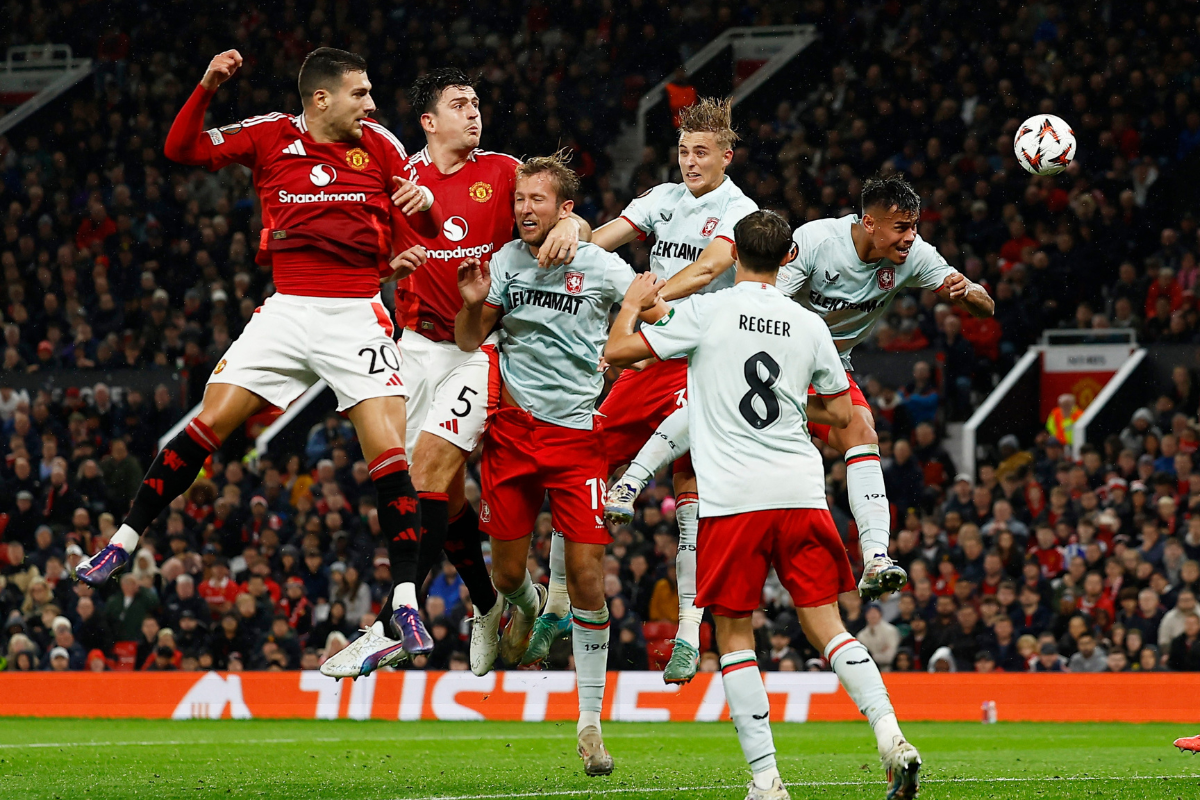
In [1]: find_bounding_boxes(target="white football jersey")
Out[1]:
[619,177,758,295]
[639,281,849,517]
[776,215,956,368]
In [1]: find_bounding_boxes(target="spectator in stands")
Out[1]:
[1046,394,1083,447]
[858,603,900,670]
[1168,613,1200,672]
[103,573,158,643]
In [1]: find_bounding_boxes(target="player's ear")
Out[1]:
[312,87,329,111]
[558,199,575,219]
[730,242,739,264]
[722,149,733,168]
[420,112,436,135]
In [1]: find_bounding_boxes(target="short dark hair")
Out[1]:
[297,48,368,105]
[861,175,921,217]
[733,210,793,273]
[410,68,476,115]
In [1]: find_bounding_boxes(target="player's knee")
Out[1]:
[565,569,604,609]
[491,563,524,595]
[410,437,464,492]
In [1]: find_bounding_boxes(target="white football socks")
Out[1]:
[545,531,571,618]
[624,406,692,487]
[720,650,779,784]
[845,445,892,560]
[824,632,903,756]
[572,605,610,734]
[392,582,418,610]
[111,524,140,554]
[504,572,540,620]
[675,494,702,648]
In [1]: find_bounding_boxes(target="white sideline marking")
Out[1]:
[0,730,730,750]
[402,775,1200,800]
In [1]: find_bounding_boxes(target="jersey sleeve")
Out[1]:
[617,185,662,241]
[602,251,637,305]
[712,195,759,243]
[639,296,703,361]
[809,321,851,397]
[484,251,508,310]
[164,84,258,170]
[908,237,958,291]
[775,223,819,298]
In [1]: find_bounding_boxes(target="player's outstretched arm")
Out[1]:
[936,272,995,318]
[590,218,643,252]
[455,258,501,351]
[658,237,735,301]
[807,393,853,428]
[164,50,244,167]
[605,273,663,367]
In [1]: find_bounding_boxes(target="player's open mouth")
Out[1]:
[521,219,538,230]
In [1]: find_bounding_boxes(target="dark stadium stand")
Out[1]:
[3,0,1200,676]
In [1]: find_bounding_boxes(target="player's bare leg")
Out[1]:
[407,434,502,675]
[823,407,905,599]
[76,383,267,585]
[664,468,702,684]
[565,538,614,777]
[490,532,547,665]
[522,530,572,666]
[796,601,921,799]
[713,615,789,800]
[346,396,432,658]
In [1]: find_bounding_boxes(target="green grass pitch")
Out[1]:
[1,719,1198,799]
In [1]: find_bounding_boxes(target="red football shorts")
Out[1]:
[806,372,871,443]
[696,507,856,617]
[599,357,692,474]
[478,406,611,545]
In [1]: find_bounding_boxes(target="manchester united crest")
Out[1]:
[214,359,227,374]
[469,181,493,202]
[701,217,719,237]
[345,148,370,170]
[565,271,584,295]
[877,266,896,290]
[480,500,492,523]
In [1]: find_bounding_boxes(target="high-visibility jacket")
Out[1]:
[1046,406,1082,445]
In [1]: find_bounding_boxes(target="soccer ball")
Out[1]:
[1013,114,1076,175]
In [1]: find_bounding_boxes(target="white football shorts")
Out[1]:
[208,293,407,412]
[399,328,498,453]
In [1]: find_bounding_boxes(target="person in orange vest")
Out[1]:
[1046,393,1083,445]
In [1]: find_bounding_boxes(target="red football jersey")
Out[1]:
[165,84,438,298]
[394,148,520,342]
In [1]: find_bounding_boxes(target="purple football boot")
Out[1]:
[75,544,130,586]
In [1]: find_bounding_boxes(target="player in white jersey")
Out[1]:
[523,98,758,684]
[605,176,994,604]
[605,210,923,800]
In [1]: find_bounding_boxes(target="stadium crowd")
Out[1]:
[4,0,1200,673]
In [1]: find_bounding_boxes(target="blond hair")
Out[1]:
[516,150,580,204]
[678,97,738,150]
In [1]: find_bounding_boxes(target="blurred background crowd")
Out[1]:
[3,0,1200,674]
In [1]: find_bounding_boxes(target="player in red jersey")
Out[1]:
[325,68,585,679]
[75,48,438,660]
